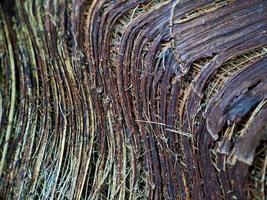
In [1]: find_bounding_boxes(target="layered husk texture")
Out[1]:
[0,0,267,199]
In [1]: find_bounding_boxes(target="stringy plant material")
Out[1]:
[177,56,213,121]
[204,46,267,102]
[249,141,267,199]
[175,0,234,24]
[0,0,267,199]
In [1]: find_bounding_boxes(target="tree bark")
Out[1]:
[0,0,267,199]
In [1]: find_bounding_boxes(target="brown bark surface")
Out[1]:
[0,0,267,199]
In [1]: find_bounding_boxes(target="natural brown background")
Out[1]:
[0,0,267,199]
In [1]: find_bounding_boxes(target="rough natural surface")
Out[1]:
[0,0,267,199]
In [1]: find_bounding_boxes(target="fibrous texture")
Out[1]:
[0,0,267,199]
